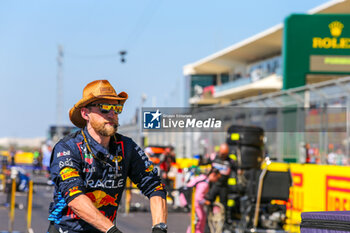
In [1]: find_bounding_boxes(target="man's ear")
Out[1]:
[81,108,89,121]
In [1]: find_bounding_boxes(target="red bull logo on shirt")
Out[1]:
[86,190,119,209]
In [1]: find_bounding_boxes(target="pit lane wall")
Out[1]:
[269,163,350,232]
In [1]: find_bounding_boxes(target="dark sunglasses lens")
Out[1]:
[98,104,112,114]
[100,108,110,114]
[116,105,123,114]
[98,104,123,114]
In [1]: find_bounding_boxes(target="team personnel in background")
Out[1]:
[167,146,176,164]
[159,147,177,206]
[185,168,221,233]
[206,143,236,225]
[9,146,16,166]
[159,147,176,164]
[42,144,53,177]
[159,152,175,206]
[32,148,42,174]
[48,80,168,233]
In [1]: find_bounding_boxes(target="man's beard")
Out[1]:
[91,119,117,137]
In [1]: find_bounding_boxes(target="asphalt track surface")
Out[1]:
[0,174,190,233]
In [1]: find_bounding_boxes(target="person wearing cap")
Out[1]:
[48,80,168,233]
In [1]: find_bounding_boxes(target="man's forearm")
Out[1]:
[68,194,114,232]
[150,196,168,225]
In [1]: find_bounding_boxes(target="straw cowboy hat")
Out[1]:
[69,80,128,128]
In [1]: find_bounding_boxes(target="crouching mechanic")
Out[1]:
[48,80,168,233]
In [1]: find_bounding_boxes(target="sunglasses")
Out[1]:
[88,103,123,114]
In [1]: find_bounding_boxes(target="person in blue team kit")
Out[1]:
[48,80,168,233]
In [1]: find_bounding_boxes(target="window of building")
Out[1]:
[248,55,282,81]
[221,74,230,84]
[190,75,216,97]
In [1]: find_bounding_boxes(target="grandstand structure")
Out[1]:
[121,0,350,163]
[184,0,350,107]
[176,0,350,162]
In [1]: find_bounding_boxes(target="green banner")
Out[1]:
[283,14,350,89]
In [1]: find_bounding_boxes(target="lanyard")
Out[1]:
[81,130,119,174]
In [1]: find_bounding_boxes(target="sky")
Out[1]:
[0,0,330,138]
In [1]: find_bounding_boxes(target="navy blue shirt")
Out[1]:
[48,128,166,232]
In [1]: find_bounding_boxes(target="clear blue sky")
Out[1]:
[0,0,329,138]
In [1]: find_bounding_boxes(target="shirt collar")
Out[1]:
[83,127,112,156]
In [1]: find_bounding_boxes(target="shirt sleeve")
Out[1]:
[195,182,209,205]
[50,141,86,204]
[127,140,167,199]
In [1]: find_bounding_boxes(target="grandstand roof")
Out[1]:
[183,0,350,76]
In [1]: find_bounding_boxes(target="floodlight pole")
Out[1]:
[139,94,147,147]
[56,45,64,140]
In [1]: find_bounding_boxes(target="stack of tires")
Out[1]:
[226,125,264,169]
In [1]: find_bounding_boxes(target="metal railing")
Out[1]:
[119,76,350,163]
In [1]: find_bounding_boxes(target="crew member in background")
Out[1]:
[159,147,176,164]
[186,168,221,233]
[42,144,52,178]
[206,143,236,225]
[9,146,16,166]
[160,152,175,207]
[33,147,43,174]
[48,80,168,233]
[168,146,176,164]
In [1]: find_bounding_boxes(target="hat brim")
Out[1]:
[69,92,128,128]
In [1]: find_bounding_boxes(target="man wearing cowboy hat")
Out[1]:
[48,80,168,233]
